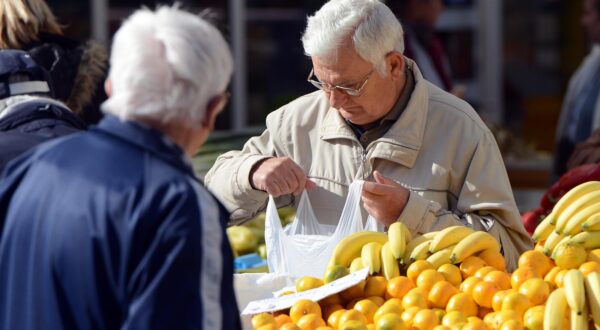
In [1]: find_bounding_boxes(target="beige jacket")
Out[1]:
[206,61,533,270]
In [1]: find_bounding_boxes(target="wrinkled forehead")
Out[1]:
[311,46,372,83]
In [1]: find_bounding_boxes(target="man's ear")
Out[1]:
[388,52,405,80]
[201,95,223,130]
[104,79,112,97]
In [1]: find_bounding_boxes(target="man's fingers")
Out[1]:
[373,171,400,186]
[305,179,317,189]
[363,181,393,196]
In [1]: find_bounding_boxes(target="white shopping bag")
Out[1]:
[265,180,383,277]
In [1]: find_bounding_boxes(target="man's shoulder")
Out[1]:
[266,91,328,124]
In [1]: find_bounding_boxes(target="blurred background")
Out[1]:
[49,0,586,210]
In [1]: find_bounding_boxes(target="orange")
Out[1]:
[459,256,487,279]
[413,309,440,330]
[471,281,499,309]
[290,299,322,323]
[274,314,293,328]
[501,292,530,318]
[320,294,343,306]
[579,261,600,276]
[252,313,276,329]
[465,316,487,330]
[483,311,498,328]
[437,264,462,287]
[523,305,544,330]
[256,323,277,330]
[375,313,406,330]
[296,314,326,329]
[407,260,435,284]
[322,304,343,321]
[478,249,506,271]
[431,308,446,323]
[499,319,523,330]
[510,267,540,289]
[473,266,496,280]
[554,269,569,288]
[327,309,347,329]
[316,327,335,330]
[402,288,429,309]
[492,290,514,312]
[280,323,301,330]
[364,276,388,297]
[341,281,366,302]
[459,276,481,296]
[400,306,421,328]
[518,278,549,306]
[588,249,600,263]
[339,309,368,327]
[367,296,385,307]
[374,299,404,324]
[417,269,445,291]
[446,292,478,317]
[386,276,415,300]
[338,319,368,330]
[553,244,587,269]
[297,276,325,292]
[428,281,459,309]
[354,299,379,323]
[483,270,512,290]
[441,310,467,327]
[346,298,361,310]
[492,310,520,329]
[518,250,552,277]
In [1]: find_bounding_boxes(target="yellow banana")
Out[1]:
[571,307,589,330]
[329,231,388,267]
[564,269,586,315]
[583,213,600,232]
[551,235,572,260]
[556,189,600,233]
[543,231,566,256]
[563,202,600,235]
[568,231,600,250]
[551,181,600,224]
[361,242,382,275]
[532,214,555,242]
[586,272,600,328]
[544,288,568,330]
[428,226,474,253]
[409,240,432,263]
[449,231,500,264]
[388,222,410,260]
[349,257,364,273]
[426,244,455,269]
[381,242,400,280]
[402,231,437,265]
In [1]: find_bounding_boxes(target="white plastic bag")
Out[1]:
[265,180,383,277]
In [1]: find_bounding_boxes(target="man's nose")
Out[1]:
[328,89,348,108]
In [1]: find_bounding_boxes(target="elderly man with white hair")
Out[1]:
[206,0,532,270]
[0,5,239,330]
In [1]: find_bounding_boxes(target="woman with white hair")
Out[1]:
[207,0,533,271]
[0,5,239,329]
[0,0,107,125]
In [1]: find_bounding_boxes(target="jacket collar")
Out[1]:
[0,98,86,131]
[320,59,429,168]
[93,115,196,177]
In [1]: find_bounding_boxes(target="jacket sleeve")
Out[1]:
[397,131,533,271]
[205,114,281,224]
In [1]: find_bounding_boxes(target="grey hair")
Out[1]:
[101,5,233,127]
[301,0,404,76]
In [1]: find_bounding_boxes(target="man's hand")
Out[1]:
[362,171,410,226]
[250,157,317,197]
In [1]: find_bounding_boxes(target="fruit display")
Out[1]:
[246,181,600,329]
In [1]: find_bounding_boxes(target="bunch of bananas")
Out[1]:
[544,269,600,329]
[531,181,600,263]
[328,223,500,281]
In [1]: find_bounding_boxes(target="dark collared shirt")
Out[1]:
[347,67,416,148]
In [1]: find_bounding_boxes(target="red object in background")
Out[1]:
[522,163,600,234]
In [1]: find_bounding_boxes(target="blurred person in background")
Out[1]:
[0,0,107,125]
[387,0,465,98]
[206,0,531,270]
[553,0,600,179]
[0,49,85,173]
[0,5,240,329]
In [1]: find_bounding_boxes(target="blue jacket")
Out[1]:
[0,99,85,174]
[0,115,240,330]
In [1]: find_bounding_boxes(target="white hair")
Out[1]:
[102,5,233,127]
[301,0,404,75]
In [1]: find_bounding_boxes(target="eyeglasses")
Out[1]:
[307,68,374,97]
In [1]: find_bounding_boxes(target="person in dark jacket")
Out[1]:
[0,0,108,125]
[0,49,85,173]
[0,6,239,330]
